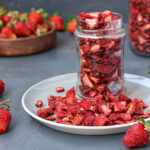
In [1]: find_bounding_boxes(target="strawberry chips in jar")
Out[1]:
[74,11,126,98]
[129,0,150,56]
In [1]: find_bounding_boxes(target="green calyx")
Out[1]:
[19,13,28,22]
[138,118,150,139]
[64,15,76,31]
[0,20,4,30]
[0,6,7,16]
[35,28,47,36]
[0,99,10,111]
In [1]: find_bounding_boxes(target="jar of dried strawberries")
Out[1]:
[129,0,150,56]
[74,11,126,98]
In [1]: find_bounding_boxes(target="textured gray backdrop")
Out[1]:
[1,0,129,22]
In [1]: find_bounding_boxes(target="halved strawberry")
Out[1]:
[81,73,94,88]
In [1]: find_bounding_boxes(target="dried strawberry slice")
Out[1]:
[81,73,94,88]
[100,103,112,116]
[90,44,101,53]
[126,102,136,115]
[119,113,132,121]
[72,114,84,125]
[82,115,95,126]
[94,114,108,126]
[66,87,77,104]
[85,18,99,29]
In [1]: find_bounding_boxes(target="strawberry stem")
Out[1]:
[0,99,10,105]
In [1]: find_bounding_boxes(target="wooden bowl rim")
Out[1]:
[0,23,56,42]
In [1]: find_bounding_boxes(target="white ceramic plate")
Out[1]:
[22,73,150,135]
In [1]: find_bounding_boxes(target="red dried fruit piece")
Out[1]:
[66,87,77,104]
[101,10,112,22]
[119,113,132,121]
[126,118,136,124]
[85,18,98,29]
[37,108,54,119]
[126,102,136,115]
[87,90,97,98]
[100,103,112,116]
[94,114,108,126]
[114,120,125,125]
[145,110,150,116]
[133,115,149,120]
[90,76,100,85]
[109,113,120,121]
[78,98,91,110]
[82,115,95,126]
[56,87,65,92]
[90,44,100,53]
[81,73,94,88]
[107,121,115,126]
[45,116,56,120]
[35,100,43,107]
[118,93,132,103]
[79,44,90,54]
[72,114,84,125]
[133,98,148,108]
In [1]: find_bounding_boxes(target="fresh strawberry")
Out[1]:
[13,21,30,37]
[35,24,48,36]
[1,14,11,25]
[67,16,77,34]
[49,13,64,31]
[0,19,4,30]
[123,119,150,148]
[0,80,4,94]
[1,26,16,39]
[28,11,43,25]
[26,22,36,33]
[0,99,11,133]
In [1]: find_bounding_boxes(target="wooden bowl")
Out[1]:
[0,23,56,56]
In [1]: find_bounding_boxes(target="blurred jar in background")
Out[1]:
[129,0,150,56]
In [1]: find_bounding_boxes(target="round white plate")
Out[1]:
[22,73,150,135]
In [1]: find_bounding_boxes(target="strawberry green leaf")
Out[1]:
[53,12,59,16]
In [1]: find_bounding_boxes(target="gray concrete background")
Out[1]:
[1,0,129,22]
[0,1,150,150]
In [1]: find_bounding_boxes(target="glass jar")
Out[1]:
[74,12,126,98]
[129,0,150,56]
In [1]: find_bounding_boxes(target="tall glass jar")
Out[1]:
[74,12,126,98]
[129,0,150,56]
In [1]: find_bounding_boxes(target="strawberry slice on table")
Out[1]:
[13,21,30,37]
[123,119,150,148]
[49,13,64,31]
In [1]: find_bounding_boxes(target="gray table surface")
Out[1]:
[0,24,150,150]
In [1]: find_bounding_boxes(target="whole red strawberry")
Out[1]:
[26,22,36,33]
[49,13,64,31]
[13,21,30,37]
[0,99,11,133]
[123,119,150,148]
[0,80,4,94]
[1,26,16,39]
[67,16,77,34]
[28,11,43,25]
[1,14,11,25]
